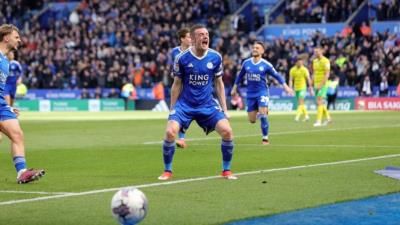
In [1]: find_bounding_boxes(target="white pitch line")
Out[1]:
[143,124,400,144]
[186,143,400,149]
[0,153,400,206]
[0,190,74,195]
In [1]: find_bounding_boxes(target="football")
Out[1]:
[111,188,148,225]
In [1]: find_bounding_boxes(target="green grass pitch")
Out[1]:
[0,111,399,225]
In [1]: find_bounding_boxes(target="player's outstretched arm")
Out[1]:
[283,83,294,96]
[170,77,182,110]
[214,76,229,117]
[231,64,245,97]
[230,84,238,96]
[268,66,293,95]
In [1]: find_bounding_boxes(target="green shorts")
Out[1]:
[295,89,307,100]
[315,85,328,98]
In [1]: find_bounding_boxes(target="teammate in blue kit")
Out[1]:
[159,24,236,180]
[0,24,45,184]
[231,41,293,145]
[5,51,22,107]
[170,28,191,149]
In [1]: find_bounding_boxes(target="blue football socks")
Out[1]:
[13,156,26,172]
[259,114,269,137]
[162,140,176,171]
[221,139,234,171]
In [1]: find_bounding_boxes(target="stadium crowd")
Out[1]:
[369,0,400,21]
[0,0,399,98]
[7,0,235,90]
[217,25,400,96]
[283,0,364,23]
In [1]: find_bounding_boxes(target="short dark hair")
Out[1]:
[0,24,19,42]
[177,28,190,41]
[190,24,206,35]
[254,40,265,50]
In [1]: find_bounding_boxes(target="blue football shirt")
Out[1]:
[6,60,22,94]
[235,58,285,98]
[171,46,183,63]
[173,48,223,107]
[0,53,10,106]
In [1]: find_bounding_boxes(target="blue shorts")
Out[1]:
[4,85,16,99]
[246,95,269,112]
[0,106,17,121]
[169,101,226,135]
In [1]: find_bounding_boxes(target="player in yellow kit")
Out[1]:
[289,57,313,122]
[312,47,332,127]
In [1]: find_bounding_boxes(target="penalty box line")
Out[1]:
[0,153,399,206]
[143,124,400,145]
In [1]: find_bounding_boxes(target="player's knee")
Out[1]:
[259,111,268,117]
[220,127,233,140]
[249,118,257,123]
[165,127,177,140]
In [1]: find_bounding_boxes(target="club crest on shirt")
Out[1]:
[259,66,264,71]
[206,62,213,69]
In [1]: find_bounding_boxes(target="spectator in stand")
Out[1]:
[361,75,372,96]
[152,82,165,101]
[379,75,389,96]
[107,88,120,98]
[81,88,90,99]
[397,82,400,96]
[360,22,372,37]
[251,6,264,30]
[94,87,102,99]
[371,0,400,21]
[341,24,353,38]
[327,75,339,110]
[284,0,361,23]
[69,70,80,89]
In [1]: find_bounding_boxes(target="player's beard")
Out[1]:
[252,51,260,57]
